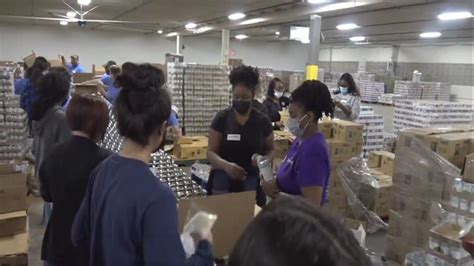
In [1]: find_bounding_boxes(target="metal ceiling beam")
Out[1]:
[91,0,156,30]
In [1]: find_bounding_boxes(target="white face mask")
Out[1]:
[274,91,283,99]
[287,114,308,138]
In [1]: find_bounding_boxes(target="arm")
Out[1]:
[38,161,52,202]
[336,101,352,117]
[207,129,228,171]
[301,186,323,207]
[296,151,329,207]
[263,132,275,160]
[60,55,67,66]
[172,127,183,139]
[348,96,361,121]
[142,193,213,266]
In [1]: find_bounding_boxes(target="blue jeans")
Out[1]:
[211,170,266,206]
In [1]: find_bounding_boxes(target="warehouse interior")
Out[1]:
[0,0,473,265]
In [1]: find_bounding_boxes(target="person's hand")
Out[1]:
[224,162,247,181]
[261,179,279,198]
[190,231,213,245]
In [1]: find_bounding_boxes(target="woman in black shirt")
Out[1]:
[263,78,285,123]
[207,65,274,205]
[39,94,111,266]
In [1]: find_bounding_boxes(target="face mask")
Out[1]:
[274,91,283,99]
[287,114,308,137]
[232,100,252,115]
[339,87,349,95]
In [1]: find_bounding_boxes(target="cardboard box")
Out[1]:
[0,230,28,266]
[0,211,26,237]
[178,192,255,258]
[0,164,17,175]
[368,151,383,168]
[0,173,27,214]
[380,152,395,176]
[73,84,99,95]
[332,120,363,144]
[173,137,208,160]
[359,177,392,217]
[319,120,333,139]
[437,132,471,168]
[463,153,474,183]
[72,73,94,84]
[279,111,289,127]
[326,140,352,160]
[22,52,36,68]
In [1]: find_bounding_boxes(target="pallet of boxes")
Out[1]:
[172,136,208,161]
[0,164,28,265]
[385,127,474,263]
[325,120,364,216]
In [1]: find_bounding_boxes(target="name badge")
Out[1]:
[227,134,241,141]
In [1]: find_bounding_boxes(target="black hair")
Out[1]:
[115,63,171,147]
[229,65,259,93]
[290,80,334,120]
[104,60,117,75]
[31,71,70,121]
[337,73,360,96]
[27,56,50,88]
[266,78,282,98]
[229,196,371,266]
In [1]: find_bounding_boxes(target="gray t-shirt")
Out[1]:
[333,93,361,121]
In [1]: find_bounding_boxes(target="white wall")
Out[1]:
[0,23,308,72]
[319,46,393,62]
[398,44,474,64]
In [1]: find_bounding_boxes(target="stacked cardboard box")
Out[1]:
[385,128,471,263]
[0,62,28,164]
[355,113,384,158]
[394,100,473,132]
[0,164,28,264]
[394,81,451,101]
[173,136,208,161]
[327,120,364,215]
[167,63,231,136]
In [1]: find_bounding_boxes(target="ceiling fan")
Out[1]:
[0,0,158,29]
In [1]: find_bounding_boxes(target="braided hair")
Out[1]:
[289,80,335,120]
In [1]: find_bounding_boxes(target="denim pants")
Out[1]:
[211,170,266,206]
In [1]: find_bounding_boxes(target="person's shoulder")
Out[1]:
[215,107,232,119]
[302,133,328,154]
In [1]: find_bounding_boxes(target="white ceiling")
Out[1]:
[0,0,472,45]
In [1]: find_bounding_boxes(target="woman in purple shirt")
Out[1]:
[262,80,334,206]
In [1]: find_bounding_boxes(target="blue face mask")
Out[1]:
[339,87,349,95]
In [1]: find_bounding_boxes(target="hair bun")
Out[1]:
[118,63,164,93]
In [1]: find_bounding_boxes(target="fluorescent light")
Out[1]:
[350,36,365,42]
[228,12,246,20]
[275,31,280,36]
[77,0,91,6]
[66,11,76,18]
[60,20,68,26]
[235,34,248,40]
[193,26,213,34]
[240,18,266,25]
[438,11,472,21]
[185,22,197,30]
[337,23,360,30]
[308,0,328,3]
[301,39,310,44]
[317,2,365,12]
[419,32,441,38]
[166,32,178,37]
[157,30,163,34]
[290,26,309,41]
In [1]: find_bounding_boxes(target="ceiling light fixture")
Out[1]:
[235,34,249,40]
[77,0,91,6]
[185,22,197,30]
[228,12,246,20]
[66,11,77,18]
[194,26,213,34]
[166,32,178,37]
[60,20,69,26]
[157,30,163,34]
[350,36,366,42]
[275,31,280,36]
[438,11,473,21]
[307,0,329,4]
[240,18,266,25]
[337,23,359,30]
[419,32,441,38]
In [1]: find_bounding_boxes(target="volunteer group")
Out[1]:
[15,54,368,266]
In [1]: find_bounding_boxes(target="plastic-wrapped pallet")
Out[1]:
[394,81,451,101]
[383,133,397,153]
[378,93,406,105]
[394,100,473,132]
[384,130,461,263]
[358,81,385,103]
[167,63,231,136]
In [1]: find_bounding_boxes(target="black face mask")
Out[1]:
[232,100,252,115]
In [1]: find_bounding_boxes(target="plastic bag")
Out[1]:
[180,203,217,258]
[191,163,211,183]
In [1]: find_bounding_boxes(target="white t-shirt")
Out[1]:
[333,93,361,121]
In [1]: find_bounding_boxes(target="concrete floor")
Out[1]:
[26,104,396,266]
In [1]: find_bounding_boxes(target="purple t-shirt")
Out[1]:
[276,132,330,205]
